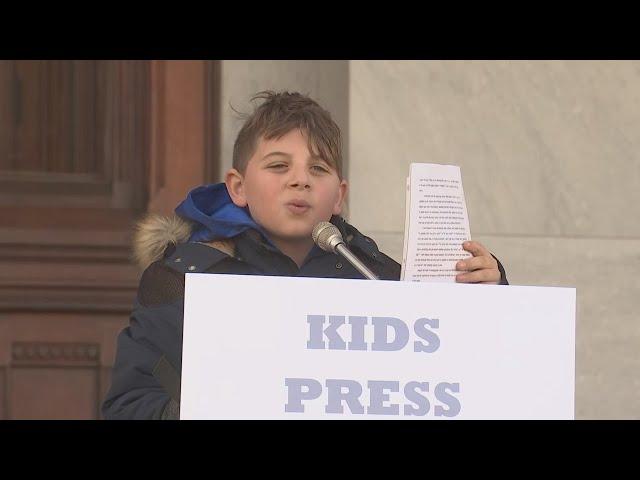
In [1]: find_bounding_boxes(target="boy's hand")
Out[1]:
[455,241,501,284]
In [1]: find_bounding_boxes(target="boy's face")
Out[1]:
[226,128,347,245]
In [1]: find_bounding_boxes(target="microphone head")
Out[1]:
[312,222,344,253]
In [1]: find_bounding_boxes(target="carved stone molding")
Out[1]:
[11,342,100,366]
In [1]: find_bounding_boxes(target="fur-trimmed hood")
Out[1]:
[132,214,192,270]
[132,214,234,271]
[132,183,264,270]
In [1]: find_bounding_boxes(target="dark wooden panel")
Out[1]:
[0,61,11,171]
[0,60,150,211]
[44,60,72,173]
[11,60,43,172]
[2,61,98,175]
[9,367,99,419]
[71,61,98,174]
[0,368,5,419]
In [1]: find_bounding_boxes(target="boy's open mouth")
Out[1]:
[285,200,311,214]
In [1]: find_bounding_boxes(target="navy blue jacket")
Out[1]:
[101,215,508,419]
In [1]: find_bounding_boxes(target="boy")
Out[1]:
[102,91,508,420]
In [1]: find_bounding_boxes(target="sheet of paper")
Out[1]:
[401,163,472,282]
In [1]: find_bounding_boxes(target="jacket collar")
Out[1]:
[233,215,384,275]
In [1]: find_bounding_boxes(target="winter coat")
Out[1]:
[102,190,508,420]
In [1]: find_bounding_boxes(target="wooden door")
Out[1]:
[0,60,219,419]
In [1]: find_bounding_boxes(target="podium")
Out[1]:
[180,274,575,419]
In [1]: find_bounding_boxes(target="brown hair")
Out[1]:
[232,91,343,178]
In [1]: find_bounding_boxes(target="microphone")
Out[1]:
[312,222,379,280]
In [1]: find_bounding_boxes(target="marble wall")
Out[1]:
[349,60,640,419]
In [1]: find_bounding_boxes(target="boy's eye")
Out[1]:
[311,165,329,173]
[267,163,287,170]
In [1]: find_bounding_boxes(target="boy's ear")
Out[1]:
[332,179,349,215]
[225,168,248,208]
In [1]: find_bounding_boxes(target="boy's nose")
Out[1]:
[288,168,311,190]
[290,180,311,190]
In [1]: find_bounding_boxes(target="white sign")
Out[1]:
[181,274,575,420]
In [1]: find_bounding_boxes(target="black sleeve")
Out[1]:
[492,254,509,285]
[374,252,402,281]
[101,261,185,420]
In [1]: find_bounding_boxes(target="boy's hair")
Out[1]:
[232,91,343,179]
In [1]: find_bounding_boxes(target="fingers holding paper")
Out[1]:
[455,241,501,285]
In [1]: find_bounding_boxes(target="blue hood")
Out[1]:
[174,183,272,244]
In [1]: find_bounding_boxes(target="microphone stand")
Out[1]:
[335,243,379,280]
